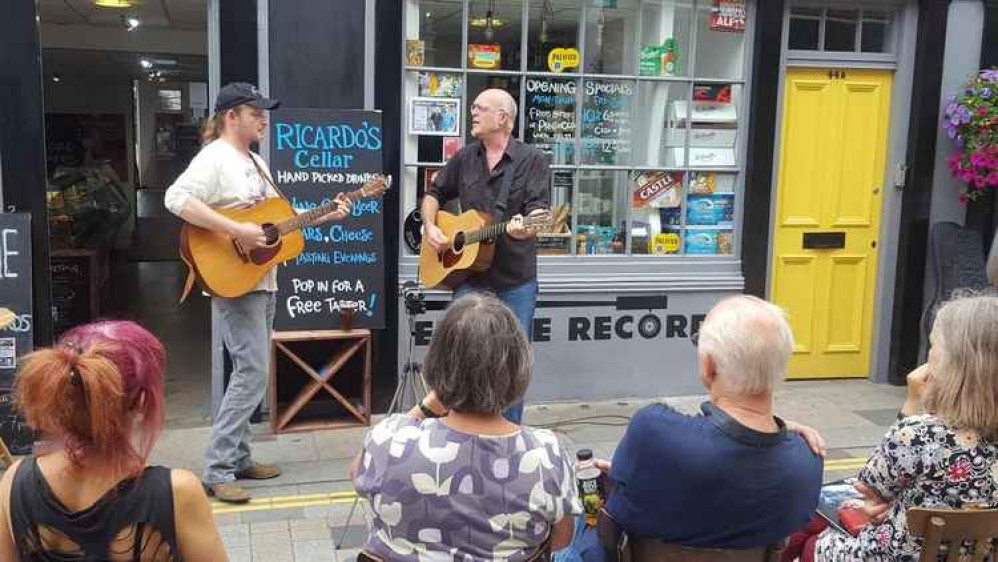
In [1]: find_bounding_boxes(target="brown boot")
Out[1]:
[235,462,281,480]
[208,482,252,504]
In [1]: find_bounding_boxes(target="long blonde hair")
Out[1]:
[200,112,224,146]
[923,293,998,439]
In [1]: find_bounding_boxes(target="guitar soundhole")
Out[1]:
[451,231,466,254]
[262,223,280,246]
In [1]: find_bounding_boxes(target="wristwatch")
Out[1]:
[419,401,445,419]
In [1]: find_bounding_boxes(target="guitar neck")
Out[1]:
[275,187,363,235]
[466,220,512,245]
[466,216,546,245]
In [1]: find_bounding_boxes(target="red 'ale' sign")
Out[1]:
[710,0,746,33]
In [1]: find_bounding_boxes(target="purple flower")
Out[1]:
[947,126,958,139]
[980,69,998,81]
[951,115,962,126]
[983,88,993,99]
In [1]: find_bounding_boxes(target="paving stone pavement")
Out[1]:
[148,379,907,561]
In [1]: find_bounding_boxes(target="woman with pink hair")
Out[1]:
[0,320,227,561]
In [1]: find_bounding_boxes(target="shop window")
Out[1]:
[684,171,734,255]
[634,80,690,167]
[580,78,636,166]
[694,0,746,80]
[583,1,638,75]
[577,170,629,254]
[468,0,524,71]
[402,0,751,259]
[638,1,693,79]
[631,170,683,255]
[524,76,578,164]
[406,0,464,68]
[528,0,583,72]
[466,74,522,144]
[537,170,576,254]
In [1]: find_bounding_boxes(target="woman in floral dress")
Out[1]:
[813,294,998,561]
[351,293,582,561]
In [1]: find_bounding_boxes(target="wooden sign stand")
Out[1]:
[268,329,372,433]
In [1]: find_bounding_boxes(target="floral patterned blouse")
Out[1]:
[354,414,582,561]
[815,414,998,561]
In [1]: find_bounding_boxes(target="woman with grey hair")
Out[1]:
[352,293,581,561]
[786,293,998,561]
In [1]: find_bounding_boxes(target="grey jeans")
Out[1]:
[204,291,276,484]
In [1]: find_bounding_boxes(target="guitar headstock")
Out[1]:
[360,174,392,198]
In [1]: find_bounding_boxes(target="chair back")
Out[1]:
[596,509,782,562]
[907,506,998,562]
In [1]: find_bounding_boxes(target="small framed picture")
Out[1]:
[409,97,461,136]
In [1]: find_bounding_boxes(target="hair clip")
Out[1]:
[69,367,82,387]
[62,341,84,354]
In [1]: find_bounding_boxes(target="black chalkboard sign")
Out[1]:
[270,109,386,331]
[51,250,98,338]
[0,213,35,455]
[0,213,33,385]
[525,77,577,164]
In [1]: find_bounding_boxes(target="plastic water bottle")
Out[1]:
[575,449,605,527]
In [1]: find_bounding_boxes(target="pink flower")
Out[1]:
[948,458,973,482]
[949,154,964,171]
[876,527,892,547]
[979,106,989,117]
[988,172,998,186]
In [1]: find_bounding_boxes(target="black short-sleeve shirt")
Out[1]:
[426,139,551,289]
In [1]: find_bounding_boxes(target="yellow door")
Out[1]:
[770,68,892,379]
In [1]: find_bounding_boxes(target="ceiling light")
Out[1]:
[52,75,61,83]
[469,17,505,29]
[124,16,140,31]
[94,0,133,8]
[140,59,152,69]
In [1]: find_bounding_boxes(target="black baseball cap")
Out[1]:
[214,82,281,113]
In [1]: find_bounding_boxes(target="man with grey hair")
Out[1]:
[577,295,824,560]
[421,88,550,424]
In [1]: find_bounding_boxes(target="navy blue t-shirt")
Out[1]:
[579,402,822,559]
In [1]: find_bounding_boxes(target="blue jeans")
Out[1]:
[205,291,276,484]
[453,278,538,424]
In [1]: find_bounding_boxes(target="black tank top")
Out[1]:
[9,458,181,561]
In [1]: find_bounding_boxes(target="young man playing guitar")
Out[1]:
[421,88,551,424]
[165,83,351,503]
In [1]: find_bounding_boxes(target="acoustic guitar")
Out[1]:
[419,209,551,289]
[179,175,390,300]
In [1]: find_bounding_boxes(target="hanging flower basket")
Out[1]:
[944,68,998,202]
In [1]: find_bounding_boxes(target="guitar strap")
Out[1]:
[493,159,515,222]
[249,152,289,201]
[179,151,285,304]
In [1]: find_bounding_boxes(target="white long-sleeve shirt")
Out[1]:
[165,139,280,293]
